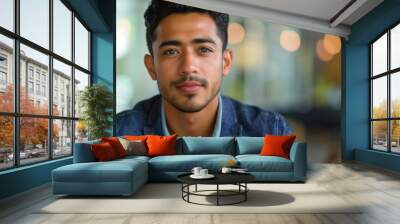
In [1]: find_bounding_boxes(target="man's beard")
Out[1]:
[159,75,221,113]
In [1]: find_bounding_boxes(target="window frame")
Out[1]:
[0,0,92,171]
[370,20,400,154]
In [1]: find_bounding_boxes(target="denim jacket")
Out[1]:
[116,94,292,137]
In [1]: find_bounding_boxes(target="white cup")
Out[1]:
[191,167,202,176]
[221,167,232,174]
[200,169,208,176]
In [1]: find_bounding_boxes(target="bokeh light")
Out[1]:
[117,18,132,59]
[237,36,266,68]
[316,39,333,62]
[280,30,301,52]
[228,22,246,45]
[323,34,341,55]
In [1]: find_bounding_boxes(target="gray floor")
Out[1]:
[1,162,400,224]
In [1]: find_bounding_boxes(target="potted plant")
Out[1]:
[79,84,113,140]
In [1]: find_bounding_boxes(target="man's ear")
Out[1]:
[222,49,233,77]
[144,54,157,80]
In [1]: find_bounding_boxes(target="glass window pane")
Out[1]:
[392,120,400,153]
[372,77,387,119]
[0,116,14,170]
[391,24,400,70]
[20,117,49,165]
[20,44,49,115]
[74,69,89,117]
[0,34,14,112]
[74,18,89,70]
[372,121,388,151]
[20,0,49,49]
[53,59,72,117]
[53,119,72,157]
[0,0,14,31]
[53,0,72,60]
[391,72,400,118]
[372,33,387,76]
[75,120,88,143]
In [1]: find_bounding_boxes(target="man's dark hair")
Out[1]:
[144,0,229,55]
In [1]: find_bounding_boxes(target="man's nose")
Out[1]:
[179,50,198,75]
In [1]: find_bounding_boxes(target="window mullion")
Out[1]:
[370,45,373,149]
[388,30,391,152]
[13,0,20,167]
[49,0,54,160]
[71,11,76,155]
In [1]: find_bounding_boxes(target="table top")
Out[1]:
[177,172,255,185]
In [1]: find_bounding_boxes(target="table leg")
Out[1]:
[217,184,219,206]
[195,184,197,192]
[187,184,190,202]
[245,183,247,201]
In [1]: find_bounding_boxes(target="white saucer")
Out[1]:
[190,174,215,179]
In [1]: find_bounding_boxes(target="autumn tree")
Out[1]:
[0,84,60,152]
[372,99,400,143]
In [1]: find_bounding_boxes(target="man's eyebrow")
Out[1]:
[158,38,217,49]
[192,38,217,45]
[158,40,181,49]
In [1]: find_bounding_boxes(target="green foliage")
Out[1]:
[79,84,113,140]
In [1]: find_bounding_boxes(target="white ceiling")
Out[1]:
[225,0,353,22]
[166,0,384,38]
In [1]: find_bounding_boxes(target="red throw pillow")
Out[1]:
[101,137,126,158]
[259,135,296,159]
[146,134,177,157]
[91,142,118,161]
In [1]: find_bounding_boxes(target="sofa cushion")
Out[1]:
[148,154,235,172]
[53,157,148,183]
[235,155,293,172]
[74,139,100,163]
[235,137,263,155]
[180,137,235,155]
[114,155,150,164]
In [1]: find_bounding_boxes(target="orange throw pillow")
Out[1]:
[123,135,148,142]
[146,134,177,157]
[259,135,296,159]
[91,142,117,161]
[101,137,127,158]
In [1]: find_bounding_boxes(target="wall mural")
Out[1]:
[116,0,341,162]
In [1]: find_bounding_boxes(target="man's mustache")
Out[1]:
[170,75,208,87]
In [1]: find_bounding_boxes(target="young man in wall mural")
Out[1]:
[117,0,292,137]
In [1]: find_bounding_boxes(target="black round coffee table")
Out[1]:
[177,172,255,206]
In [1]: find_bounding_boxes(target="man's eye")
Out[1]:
[199,47,212,53]
[163,49,178,56]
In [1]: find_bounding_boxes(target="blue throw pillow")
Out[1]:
[236,137,264,155]
[180,137,235,155]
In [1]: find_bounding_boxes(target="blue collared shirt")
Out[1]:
[160,96,223,136]
[117,94,292,137]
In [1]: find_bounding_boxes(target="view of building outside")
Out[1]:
[0,0,90,170]
[116,0,342,162]
[0,40,76,169]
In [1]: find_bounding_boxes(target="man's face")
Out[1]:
[144,12,233,113]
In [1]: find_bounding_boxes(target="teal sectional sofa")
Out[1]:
[52,137,307,196]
